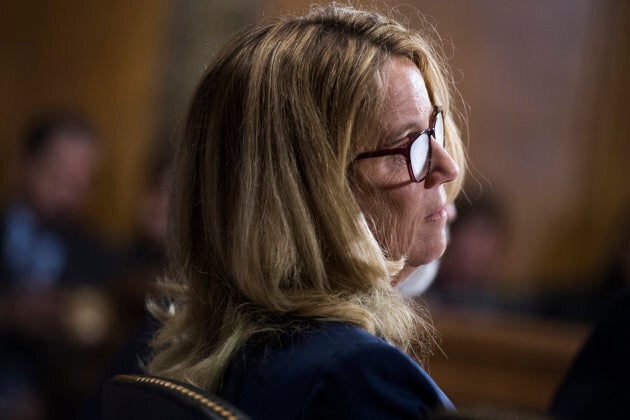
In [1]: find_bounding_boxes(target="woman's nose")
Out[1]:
[424,137,459,189]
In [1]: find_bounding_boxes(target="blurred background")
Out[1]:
[0,0,628,418]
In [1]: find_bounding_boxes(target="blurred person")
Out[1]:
[0,112,119,419]
[429,194,507,308]
[81,151,171,420]
[143,5,466,419]
[0,112,101,288]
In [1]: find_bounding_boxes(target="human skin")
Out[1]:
[23,134,99,223]
[354,57,459,285]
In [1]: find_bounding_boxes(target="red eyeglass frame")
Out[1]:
[355,106,443,183]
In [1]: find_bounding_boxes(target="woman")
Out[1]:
[148,4,465,419]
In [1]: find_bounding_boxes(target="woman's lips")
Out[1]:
[425,205,447,221]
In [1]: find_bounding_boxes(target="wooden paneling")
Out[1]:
[537,0,630,289]
[424,305,590,412]
[0,1,171,240]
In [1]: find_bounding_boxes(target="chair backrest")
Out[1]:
[103,374,250,420]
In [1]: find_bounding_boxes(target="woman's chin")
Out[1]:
[407,238,447,268]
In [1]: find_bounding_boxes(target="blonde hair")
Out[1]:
[148,4,465,392]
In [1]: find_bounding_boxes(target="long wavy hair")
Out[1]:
[147,4,466,392]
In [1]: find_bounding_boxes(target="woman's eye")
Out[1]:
[392,154,407,167]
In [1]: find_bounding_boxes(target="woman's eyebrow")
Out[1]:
[386,121,425,144]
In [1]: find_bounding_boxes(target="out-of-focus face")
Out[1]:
[24,133,99,223]
[354,57,459,284]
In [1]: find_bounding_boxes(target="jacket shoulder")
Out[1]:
[222,322,452,419]
[299,323,453,419]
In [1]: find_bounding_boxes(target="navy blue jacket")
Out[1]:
[219,321,454,419]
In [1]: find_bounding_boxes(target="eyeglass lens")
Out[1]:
[409,111,444,181]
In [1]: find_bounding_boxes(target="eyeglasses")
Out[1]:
[355,106,445,183]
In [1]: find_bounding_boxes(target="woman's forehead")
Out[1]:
[379,58,432,139]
